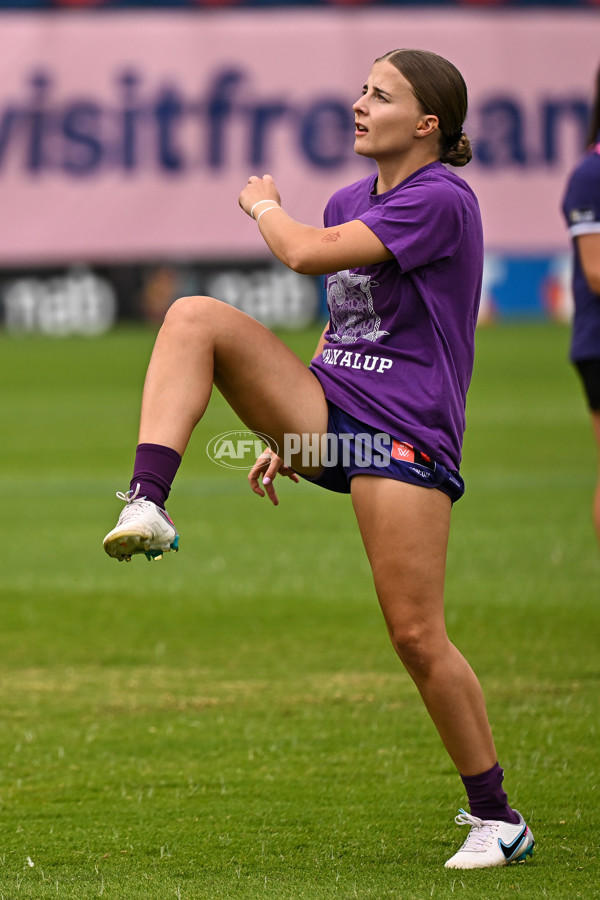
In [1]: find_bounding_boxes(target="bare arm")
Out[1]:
[313,324,329,358]
[239,174,393,276]
[577,233,600,295]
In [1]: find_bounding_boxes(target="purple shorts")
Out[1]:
[574,358,600,411]
[297,402,465,503]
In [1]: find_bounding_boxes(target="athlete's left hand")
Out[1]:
[239,174,281,218]
[248,448,299,506]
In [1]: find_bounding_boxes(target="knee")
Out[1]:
[163,295,222,330]
[387,621,440,679]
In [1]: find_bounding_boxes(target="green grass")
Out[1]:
[0,321,598,899]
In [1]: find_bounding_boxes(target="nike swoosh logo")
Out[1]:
[498,825,528,860]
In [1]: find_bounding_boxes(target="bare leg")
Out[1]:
[137,295,329,471]
[351,475,497,776]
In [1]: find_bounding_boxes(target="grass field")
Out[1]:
[0,321,598,899]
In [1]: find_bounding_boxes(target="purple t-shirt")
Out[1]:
[309,161,483,470]
[561,140,600,362]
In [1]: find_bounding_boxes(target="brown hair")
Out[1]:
[377,49,472,167]
[586,61,600,148]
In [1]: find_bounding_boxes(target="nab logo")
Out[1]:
[206,430,277,470]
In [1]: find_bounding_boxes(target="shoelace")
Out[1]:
[115,484,148,523]
[116,483,141,504]
[454,810,497,851]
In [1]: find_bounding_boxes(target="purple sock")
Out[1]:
[131,443,182,509]
[461,762,520,824]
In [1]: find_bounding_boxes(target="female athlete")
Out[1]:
[103,49,535,869]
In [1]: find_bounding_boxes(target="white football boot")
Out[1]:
[444,809,535,869]
[103,484,179,562]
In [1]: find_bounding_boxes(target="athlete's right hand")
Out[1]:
[239,174,281,219]
[248,448,299,506]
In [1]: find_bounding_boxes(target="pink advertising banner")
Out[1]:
[0,9,597,264]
